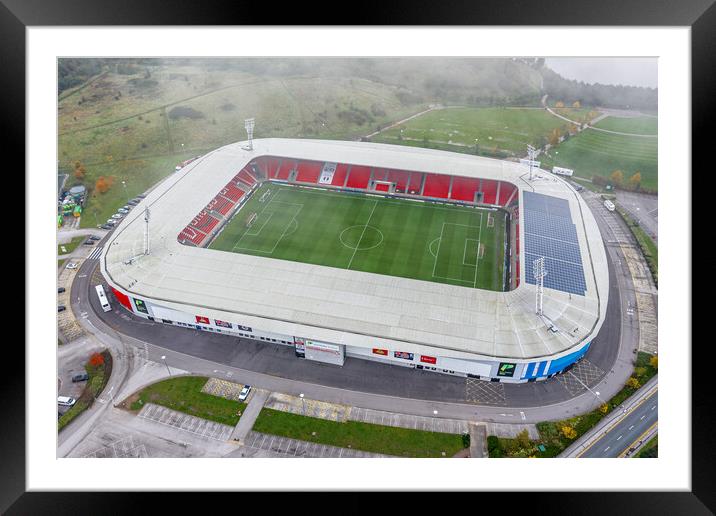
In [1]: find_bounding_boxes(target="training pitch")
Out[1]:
[209,183,508,291]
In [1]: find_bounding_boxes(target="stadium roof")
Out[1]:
[101,138,608,361]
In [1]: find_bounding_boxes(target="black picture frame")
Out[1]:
[6,0,708,512]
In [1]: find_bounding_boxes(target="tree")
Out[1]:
[610,170,624,186]
[626,377,641,389]
[628,172,642,190]
[95,176,115,194]
[548,128,561,146]
[650,355,658,369]
[561,425,577,439]
[88,352,104,367]
[572,100,581,109]
[516,429,530,449]
[555,101,565,108]
[599,403,609,414]
[73,160,86,179]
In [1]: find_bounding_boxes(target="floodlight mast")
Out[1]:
[527,144,537,181]
[144,207,150,255]
[533,256,547,316]
[244,118,255,151]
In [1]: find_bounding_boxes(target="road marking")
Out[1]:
[520,411,526,421]
[617,435,622,440]
[629,425,634,430]
[604,446,610,452]
[651,405,656,410]
[640,415,646,420]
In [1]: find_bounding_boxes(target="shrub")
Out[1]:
[88,352,105,367]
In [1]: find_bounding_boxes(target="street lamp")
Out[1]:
[299,393,305,415]
[161,355,171,377]
[121,180,129,203]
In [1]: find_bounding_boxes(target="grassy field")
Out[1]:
[59,65,430,229]
[127,376,246,426]
[209,183,507,291]
[253,407,468,458]
[593,115,657,135]
[371,107,595,158]
[57,236,84,255]
[541,129,658,191]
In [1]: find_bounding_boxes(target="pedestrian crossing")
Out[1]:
[87,246,103,260]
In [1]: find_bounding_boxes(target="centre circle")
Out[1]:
[340,225,384,251]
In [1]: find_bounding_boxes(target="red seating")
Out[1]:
[345,165,372,189]
[386,170,410,192]
[499,181,518,206]
[276,160,295,180]
[422,173,451,199]
[295,161,323,183]
[179,226,205,246]
[372,168,388,181]
[237,168,256,186]
[191,210,220,234]
[223,183,245,202]
[406,172,424,195]
[480,179,498,204]
[208,195,233,216]
[450,176,480,202]
[331,164,349,186]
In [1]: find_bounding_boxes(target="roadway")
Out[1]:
[65,183,642,427]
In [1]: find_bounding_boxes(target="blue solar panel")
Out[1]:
[522,191,586,296]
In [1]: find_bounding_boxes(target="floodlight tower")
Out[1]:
[244,118,255,151]
[144,206,150,255]
[527,144,537,181]
[533,256,547,316]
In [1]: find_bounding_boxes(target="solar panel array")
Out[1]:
[522,191,587,295]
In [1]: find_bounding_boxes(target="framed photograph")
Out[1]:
[8,0,707,512]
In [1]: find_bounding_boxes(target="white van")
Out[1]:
[57,396,76,407]
[604,200,615,212]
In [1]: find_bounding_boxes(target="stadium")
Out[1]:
[100,138,609,383]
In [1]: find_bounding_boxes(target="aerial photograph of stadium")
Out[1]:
[57,56,658,460]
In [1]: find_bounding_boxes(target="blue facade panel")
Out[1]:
[522,362,536,379]
[546,342,591,376]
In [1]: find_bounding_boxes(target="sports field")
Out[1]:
[209,183,508,291]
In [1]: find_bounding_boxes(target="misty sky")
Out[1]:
[545,58,657,88]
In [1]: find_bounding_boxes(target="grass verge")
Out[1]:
[58,236,85,255]
[58,350,112,432]
[489,353,658,457]
[126,376,246,426]
[635,435,658,458]
[253,407,468,457]
[615,204,658,286]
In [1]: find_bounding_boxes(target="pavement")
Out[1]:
[468,423,487,458]
[233,431,393,458]
[561,376,658,458]
[231,389,270,443]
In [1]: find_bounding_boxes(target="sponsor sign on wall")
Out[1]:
[497,362,516,377]
[394,351,414,361]
[294,337,306,358]
[133,298,149,314]
[372,348,388,356]
[195,315,210,324]
[420,355,437,364]
[237,325,252,332]
[214,319,232,329]
[304,339,345,366]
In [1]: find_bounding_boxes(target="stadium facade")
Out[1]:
[100,139,609,383]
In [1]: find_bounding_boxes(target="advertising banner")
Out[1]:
[304,339,345,366]
[133,298,149,314]
[237,325,252,332]
[497,362,517,377]
[394,351,414,361]
[214,319,232,328]
[195,315,210,324]
[372,348,388,356]
[420,355,437,364]
[294,337,306,358]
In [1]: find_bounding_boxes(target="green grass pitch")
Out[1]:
[209,183,508,291]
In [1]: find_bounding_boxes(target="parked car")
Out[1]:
[58,287,66,293]
[238,385,251,401]
[106,219,117,225]
[66,262,78,270]
[117,208,129,214]
[83,239,95,245]
[100,224,113,230]
[71,372,89,382]
[128,200,140,205]
[57,305,66,312]
[137,194,147,198]
[57,396,76,407]
[123,205,131,210]
[111,213,123,219]
[90,235,101,241]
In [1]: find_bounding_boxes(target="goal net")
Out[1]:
[246,212,258,228]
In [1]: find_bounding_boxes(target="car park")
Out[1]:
[238,385,251,401]
[137,194,147,198]
[112,213,123,219]
[100,224,113,230]
[123,205,131,210]
[66,262,78,269]
[106,219,117,225]
[71,372,89,382]
[57,396,76,407]
[57,305,66,312]
[90,235,101,241]
[83,239,95,245]
[128,200,140,205]
[118,208,129,214]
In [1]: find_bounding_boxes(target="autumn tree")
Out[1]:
[561,425,577,439]
[599,403,609,414]
[628,172,642,190]
[610,170,624,186]
[650,355,658,369]
[572,100,581,109]
[88,352,104,367]
[626,377,641,389]
[73,160,86,179]
[548,128,561,146]
[95,176,110,194]
[555,101,565,108]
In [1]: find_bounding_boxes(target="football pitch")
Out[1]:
[209,183,508,291]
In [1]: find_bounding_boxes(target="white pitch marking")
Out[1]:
[347,200,378,270]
